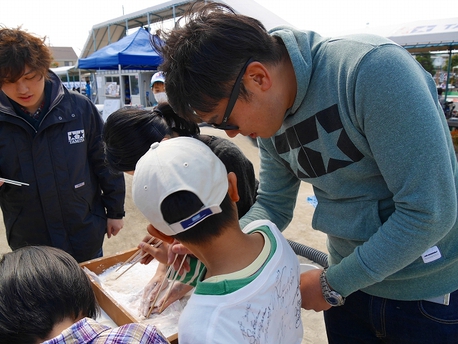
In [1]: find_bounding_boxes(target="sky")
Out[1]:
[1,0,457,56]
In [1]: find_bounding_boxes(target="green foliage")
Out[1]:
[442,54,458,71]
[415,53,435,76]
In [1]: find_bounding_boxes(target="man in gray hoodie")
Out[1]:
[153,2,458,343]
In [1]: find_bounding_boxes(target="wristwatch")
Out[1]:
[320,269,345,306]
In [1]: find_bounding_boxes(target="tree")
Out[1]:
[441,54,458,87]
[415,53,435,76]
[442,54,458,71]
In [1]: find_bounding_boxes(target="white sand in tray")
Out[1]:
[88,259,191,338]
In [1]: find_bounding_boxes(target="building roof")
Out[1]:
[50,46,78,61]
[79,0,291,59]
[387,17,458,53]
[79,0,192,59]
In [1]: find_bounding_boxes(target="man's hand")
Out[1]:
[300,268,332,311]
[106,218,124,238]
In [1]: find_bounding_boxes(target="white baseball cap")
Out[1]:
[132,137,228,236]
[150,71,165,87]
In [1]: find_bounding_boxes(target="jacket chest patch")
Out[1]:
[68,130,85,144]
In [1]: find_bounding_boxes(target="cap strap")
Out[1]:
[169,205,222,233]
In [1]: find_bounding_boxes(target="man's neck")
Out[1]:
[277,55,297,111]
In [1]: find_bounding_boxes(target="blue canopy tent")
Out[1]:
[77,27,162,70]
[77,28,162,108]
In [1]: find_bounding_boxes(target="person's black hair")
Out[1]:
[152,1,286,121]
[161,191,236,245]
[0,246,99,344]
[103,102,200,172]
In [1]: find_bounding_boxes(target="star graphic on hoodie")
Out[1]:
[302,120,351,174]
[275,104,364,179]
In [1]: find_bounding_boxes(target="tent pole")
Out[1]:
[119,64,124,108]
[79,70,82,91]
[444,47,452,103]
[92,30,96,53]
[93,73,98,104]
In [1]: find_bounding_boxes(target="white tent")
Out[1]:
[50,65,77,76]
[388,17,458,53]
[388,18,458,99]
[79,0,292,59]
[50,66,81,89]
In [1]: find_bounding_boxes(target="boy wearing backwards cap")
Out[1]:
[132,136,303,344]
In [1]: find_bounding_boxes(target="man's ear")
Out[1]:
[245,61,272,91]
[227,172,240,203]
[147,224,174,244]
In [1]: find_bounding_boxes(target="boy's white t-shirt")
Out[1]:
[178,219,303,344]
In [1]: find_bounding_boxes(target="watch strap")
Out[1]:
[320,268,345,306]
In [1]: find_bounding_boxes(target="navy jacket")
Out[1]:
[0,72,125,262]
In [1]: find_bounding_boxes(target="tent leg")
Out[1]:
[444,48,452,103]
[118,64,124,108]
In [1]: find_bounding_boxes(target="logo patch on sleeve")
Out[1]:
[68,130,85,144]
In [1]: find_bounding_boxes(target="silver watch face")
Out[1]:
[326,291,345,306]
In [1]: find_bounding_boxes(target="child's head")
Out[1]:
[103,103,200,173]
[0,246,98,344]
[132,136,237,244]
[151,71,166,94]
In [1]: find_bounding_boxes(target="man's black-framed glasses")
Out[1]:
[211,57,255,130]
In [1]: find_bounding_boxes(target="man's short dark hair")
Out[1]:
[0,26,52,87]
[0,246,98,343]
[152,1,285,121]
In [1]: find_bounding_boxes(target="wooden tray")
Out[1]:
[80,248,178,343]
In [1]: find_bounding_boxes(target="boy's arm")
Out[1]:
[175,256,204,287]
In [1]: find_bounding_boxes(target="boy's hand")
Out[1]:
[140,263,193,316]
[138,235,169,265]
[140,264,168,316]
[168,241,193,273]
